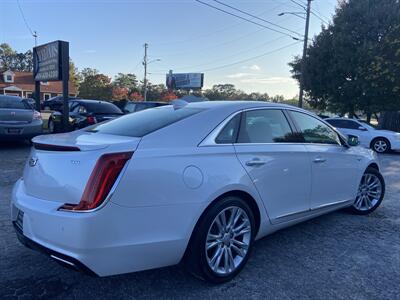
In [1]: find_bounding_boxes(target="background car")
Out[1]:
[0,95,42,141]
[113,100,167,114]
[42,96,80,111]
[48,99,123,133]
[12,101,384,283]
[325,117,400,153]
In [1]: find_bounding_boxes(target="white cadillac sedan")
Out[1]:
[11,101,385,283]
[325,117,400,153]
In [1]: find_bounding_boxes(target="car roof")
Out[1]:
[325,117,359,121]
[72,99,115,105]
[176,100,297,111]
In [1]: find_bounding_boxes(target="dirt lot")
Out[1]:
[1,141,399,299]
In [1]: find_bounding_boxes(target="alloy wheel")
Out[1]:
[205,206,251,275]
[373,140,388,153]
[353,173,383,211]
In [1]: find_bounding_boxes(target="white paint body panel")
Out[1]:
[11,101,380,276]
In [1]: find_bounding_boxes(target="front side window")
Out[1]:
[290,111,341,145]
[237,109,297,143]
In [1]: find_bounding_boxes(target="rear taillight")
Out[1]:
[59,151,133,211]
[87,116,97,124]
[33,110,41,120]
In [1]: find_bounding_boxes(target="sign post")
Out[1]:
[33,40,70,132]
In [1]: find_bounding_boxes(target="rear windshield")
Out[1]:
[0,97,31,109]
[87,106,205,137]
[85,102,123,114]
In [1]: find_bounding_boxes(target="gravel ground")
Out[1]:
[0,141,399,299]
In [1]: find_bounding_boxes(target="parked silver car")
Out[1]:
[0,95,43,141]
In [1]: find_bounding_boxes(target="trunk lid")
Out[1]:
[0,108,33,124]
[24,131,141,204]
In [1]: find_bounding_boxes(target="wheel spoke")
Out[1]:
[231,244,245,257]
[210,246,223,270]
[223,247,229,272]
[207,240,220,250]
[227,247,235,271]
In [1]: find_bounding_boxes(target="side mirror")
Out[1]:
[347,134,360,147]
[358,126,367,131]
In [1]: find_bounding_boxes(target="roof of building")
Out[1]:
[0,70,77,95]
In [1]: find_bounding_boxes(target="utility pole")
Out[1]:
[298,0,312,108]
[33,31,38,47]
[143,43,148,101]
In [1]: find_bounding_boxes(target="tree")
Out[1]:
[112,87,129,100]
[160,91,177,102]
[0,43,33,72]
[78,68,113,100]
[290,0,400,121]
[113,73,138,92]
[129,91,144,101]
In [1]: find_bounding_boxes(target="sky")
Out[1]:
[1,0,338,98]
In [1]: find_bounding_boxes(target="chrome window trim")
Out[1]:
[199,106,344,147]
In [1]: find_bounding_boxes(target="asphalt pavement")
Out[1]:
[1,141,399,299]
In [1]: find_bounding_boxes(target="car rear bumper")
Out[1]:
[11,179,200,276]
[0,121,42,140]
[13,221,97,276]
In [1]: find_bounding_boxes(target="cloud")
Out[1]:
[83,49,97,54]
[249,64,261,71]
[241,64,261,71]
[240,77,295,84]
[226,72,255,79]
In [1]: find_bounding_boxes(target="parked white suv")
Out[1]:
[325,117,400,153]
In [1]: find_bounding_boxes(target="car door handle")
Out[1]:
[313,157,327,163]
[245,159,266,166]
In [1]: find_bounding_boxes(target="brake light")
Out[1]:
[33,110,41,120]
[59,152,133,211]
[87,116,97,124]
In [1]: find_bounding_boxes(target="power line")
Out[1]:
[194,0,301,40]
[211,0,302,37]
[16,0,34,36]
[289,0,306,10]
[192,41,300,72]
[311,11,329,25]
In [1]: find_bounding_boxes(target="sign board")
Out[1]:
[33,41,69,82]
[166,72,204,90]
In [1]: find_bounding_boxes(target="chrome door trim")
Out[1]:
[272,198,353,224]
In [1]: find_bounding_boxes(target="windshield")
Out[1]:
[85,102,123,114]
[0,97,31,109]
[87,106,205,137]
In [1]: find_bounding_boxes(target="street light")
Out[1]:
[278,12,306,20]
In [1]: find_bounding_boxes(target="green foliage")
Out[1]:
[113,73,138,91]
[78,68,113,100]
[290,0,400,116]
[0,43,33,72]
[202,84,270,101]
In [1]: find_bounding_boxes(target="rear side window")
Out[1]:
[215,114,241,144]
[0,97,31,109]
[85,102,123,114]
[87,106,205,137]
[237,109,296,143]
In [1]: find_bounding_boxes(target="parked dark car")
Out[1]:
[113,100,167,114]
[48,99,123,133]
[42,96,80,111]
[0,95,43,141]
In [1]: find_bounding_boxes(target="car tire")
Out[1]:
[185,196,256,283]
[370,137,391,153]
[348,167,385,215]
[48,118,55,133]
